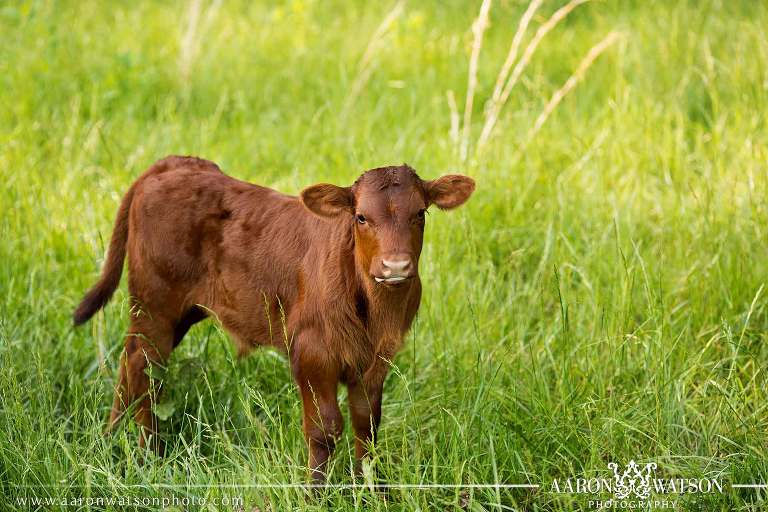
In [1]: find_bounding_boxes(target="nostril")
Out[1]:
[382,259,411,272]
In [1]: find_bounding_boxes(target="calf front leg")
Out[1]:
[293,340,343,483]
[347,361,388,471]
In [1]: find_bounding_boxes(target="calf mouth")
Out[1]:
[374,276,412,285]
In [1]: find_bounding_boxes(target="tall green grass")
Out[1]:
[1,0,767,510]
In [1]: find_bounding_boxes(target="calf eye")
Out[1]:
[416,209,426,220]
[356,214,367,224]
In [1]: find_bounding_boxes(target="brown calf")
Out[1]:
[74,156,474,481]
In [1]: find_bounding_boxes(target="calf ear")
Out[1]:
[425,175,475,210]
[300,184,354,217]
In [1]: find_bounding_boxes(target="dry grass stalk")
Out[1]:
[459,0,492,161]
[446,90,460,147]
[180,0,222,83]
[180,0,202,81]
[488,0,543,107]
[517,31,621,156]
[477,0,590,152]
[342,1,405,118]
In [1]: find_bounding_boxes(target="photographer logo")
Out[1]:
[550,460,723,509]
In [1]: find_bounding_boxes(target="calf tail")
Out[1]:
[73,185,135,326]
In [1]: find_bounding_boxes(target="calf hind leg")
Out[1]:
[107,316,176,453]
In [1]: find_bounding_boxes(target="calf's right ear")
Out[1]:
[300,184,354,217]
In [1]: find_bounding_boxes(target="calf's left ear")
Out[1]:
[301,184,354,217]
[425,175,475,210]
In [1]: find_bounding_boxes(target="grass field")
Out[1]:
[2,0,768,510]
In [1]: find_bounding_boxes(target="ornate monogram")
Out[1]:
[608,460,658,500]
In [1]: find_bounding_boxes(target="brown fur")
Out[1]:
[74,155,474,481]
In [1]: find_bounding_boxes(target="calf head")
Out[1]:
[301,165,475,287]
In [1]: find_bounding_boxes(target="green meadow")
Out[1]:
[1,0,767,510]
